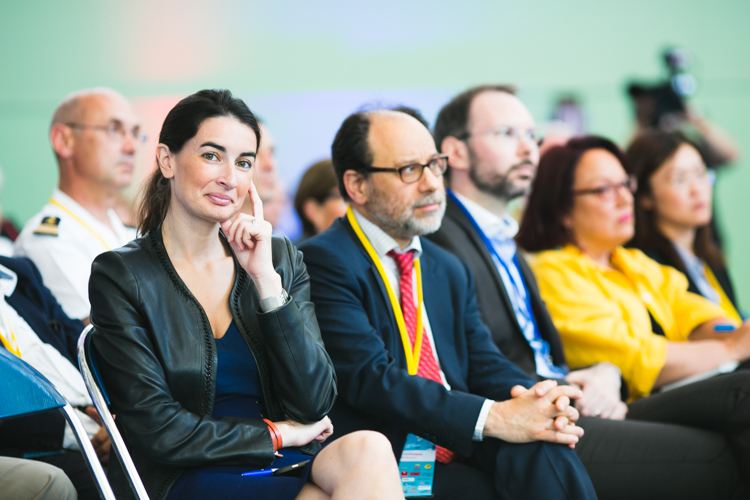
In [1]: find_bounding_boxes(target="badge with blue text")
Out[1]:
[398,433,435,497]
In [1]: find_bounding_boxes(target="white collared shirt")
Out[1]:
[352,208,492,441]
[452,192,519,262]
[14,189,137,319]
[0,263,98,449]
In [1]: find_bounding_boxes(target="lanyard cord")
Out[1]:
[447,190,532,318]
[49,198,111,251]
[0,308,21,358]
[346,207,424,375]
[448,190,551,348]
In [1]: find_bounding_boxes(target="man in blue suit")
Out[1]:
[300,110,597,499]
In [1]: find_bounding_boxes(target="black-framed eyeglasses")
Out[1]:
[572,176,637,202]
[458,126,543,147]
[65,121,146,143]
[366,154,448,184]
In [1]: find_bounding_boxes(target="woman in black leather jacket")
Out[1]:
[89,90,404,500]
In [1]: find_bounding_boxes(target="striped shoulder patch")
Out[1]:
[33,216,61,236]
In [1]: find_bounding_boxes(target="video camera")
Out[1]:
[627,48,698,128]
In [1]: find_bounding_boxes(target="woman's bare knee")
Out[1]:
[296,481,330,500]
[311,431,404,499]
[336,431,397,468]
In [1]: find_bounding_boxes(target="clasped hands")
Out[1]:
[484,380,584,449]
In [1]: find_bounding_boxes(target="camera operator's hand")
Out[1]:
[483,380,584,449]
[220,180,282,301]
[275,417,334,448]
[685,109,740,165]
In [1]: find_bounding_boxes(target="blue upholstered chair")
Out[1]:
[0,344,115,500]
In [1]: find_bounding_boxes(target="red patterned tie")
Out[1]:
[388,250,458,464]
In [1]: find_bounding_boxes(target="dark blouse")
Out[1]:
[167,322,315,500]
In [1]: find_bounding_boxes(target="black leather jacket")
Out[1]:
[89,227,337,500]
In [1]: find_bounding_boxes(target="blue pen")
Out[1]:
[241,469,276,477]
[714,325,736,333]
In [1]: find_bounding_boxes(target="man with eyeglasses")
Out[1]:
[299,109,597,499]
[15,88,140,321]
[427,85,743,498]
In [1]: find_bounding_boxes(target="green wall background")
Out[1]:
[2,0,750,303]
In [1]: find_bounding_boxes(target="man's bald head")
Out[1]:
[331,109,432,201]
[50,88,140,195]
[51,88,130,129]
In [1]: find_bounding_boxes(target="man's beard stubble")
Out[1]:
[468,148,534,202]
[366,189,447,241]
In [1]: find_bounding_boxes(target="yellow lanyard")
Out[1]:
[704,264,742,323]
[49,198,111,251]
[347,207,424,375]
[0,309,21,358]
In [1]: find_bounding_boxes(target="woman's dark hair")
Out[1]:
[626,130,725,270]
[138,89,261,235]
[516,136,627,252]
[294,159,338,235]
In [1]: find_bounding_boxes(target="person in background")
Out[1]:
[0,255,109,500]
[89,89,403,500]
[14,88,140,321]
[301,109,597,500]
[627,130,742,321]
[516,136,750,488]
[293,159,347,242]
[0,457,77,500]
[245,122,282,224]
[241,121,300,237]
[627,83,740,169]
[427,85,744,498]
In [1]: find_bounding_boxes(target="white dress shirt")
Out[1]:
[14,189,137,319]
[352,208,493,441]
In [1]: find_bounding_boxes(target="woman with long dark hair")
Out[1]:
[88,89,403,500]
[627,130,741,321]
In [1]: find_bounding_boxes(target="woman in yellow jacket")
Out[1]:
[515,136,750,487]
[516,136,750,399]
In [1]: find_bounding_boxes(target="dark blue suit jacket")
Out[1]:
[1,256,84,365]
[299,217,534,457]
[0,256,85,454]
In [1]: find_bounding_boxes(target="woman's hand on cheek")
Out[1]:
[220,181,282,300]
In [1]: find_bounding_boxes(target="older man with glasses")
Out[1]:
[15,88,141,321]
[300,109,597,500]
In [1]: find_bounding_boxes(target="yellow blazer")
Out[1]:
[530,245,734,398]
